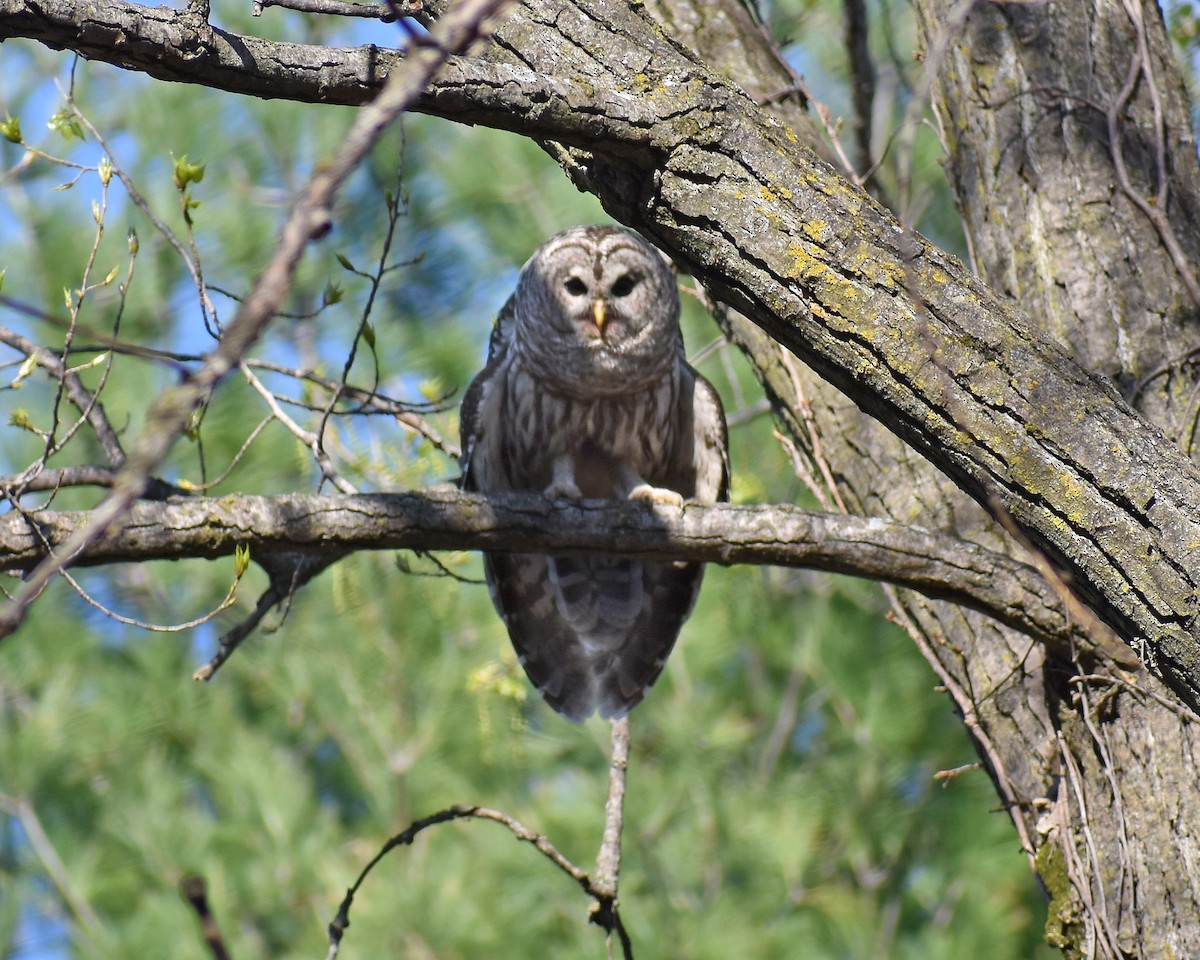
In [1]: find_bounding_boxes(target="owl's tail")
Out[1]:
[484,553,703,721]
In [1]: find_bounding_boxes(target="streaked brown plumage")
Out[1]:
[461,226,728,721]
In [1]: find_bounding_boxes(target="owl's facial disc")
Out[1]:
[558,264,646,344]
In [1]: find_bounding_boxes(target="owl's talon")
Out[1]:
[628,483,684,507]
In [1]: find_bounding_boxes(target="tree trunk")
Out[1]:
[915,2,1200,955]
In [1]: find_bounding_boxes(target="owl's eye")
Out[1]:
[611,274,638,297]
[564,277,588,296]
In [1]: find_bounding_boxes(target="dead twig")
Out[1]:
[324,802,633,960]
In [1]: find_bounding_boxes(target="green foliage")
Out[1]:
[0,8,1053,959]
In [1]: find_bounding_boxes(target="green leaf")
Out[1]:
[8,408,37,432]
[11,353,37,388]
[171,153,206,190]
[47,108,85,142]
[0,115,22,144]
[234,543,251,578]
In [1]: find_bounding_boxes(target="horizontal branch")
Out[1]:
[0,486,1094,654]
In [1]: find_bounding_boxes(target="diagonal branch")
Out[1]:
[0,487,1121,663]
[0,325,126,468]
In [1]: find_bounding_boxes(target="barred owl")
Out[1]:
[460,226,729,721]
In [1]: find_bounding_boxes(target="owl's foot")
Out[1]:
[545,454,583,501]
[627,483,684,507]
[544,479,584,502]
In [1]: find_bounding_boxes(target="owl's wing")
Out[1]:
[687,365,730,503]
[459,296,517,489]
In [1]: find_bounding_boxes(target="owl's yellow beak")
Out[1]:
[592,298,607,337]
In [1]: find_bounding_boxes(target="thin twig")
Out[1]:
[193,553,337,681]
[0,325,125,469]
[60,564,243,632]
[1105,0,1200,308]
[324,804,609,960]
[313,161,405,470]
[69,99,218,334]
[240,363,358,494]
[1,796,103,936]
[180,875,233,960]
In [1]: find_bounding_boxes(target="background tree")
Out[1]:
[1,0,1199,957]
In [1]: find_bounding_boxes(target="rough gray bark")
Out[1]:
[648,1,1200,954]
[910,2,1200,954]
[0,488,1103,654]
[4,0,1200,952]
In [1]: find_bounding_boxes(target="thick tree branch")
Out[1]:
[0,487,1110,658]
[0,0,401,105]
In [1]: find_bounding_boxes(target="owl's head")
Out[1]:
[512,226,682,396]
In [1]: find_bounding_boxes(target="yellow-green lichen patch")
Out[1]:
[758,185,793,202]
[800,219,827,243]
[1035,840,1084,955]
[844,239,905,290]
[782,243,873,322]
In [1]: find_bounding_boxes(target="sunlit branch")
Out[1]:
[0,487,1115,661]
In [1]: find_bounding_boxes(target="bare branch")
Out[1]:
[325,804,608,958]
[0,466,184,498]
[0,324,125,468]
[253,0,401,20]
[0,0,401,105]
[590,716,632,958]
[193,552,340,681]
